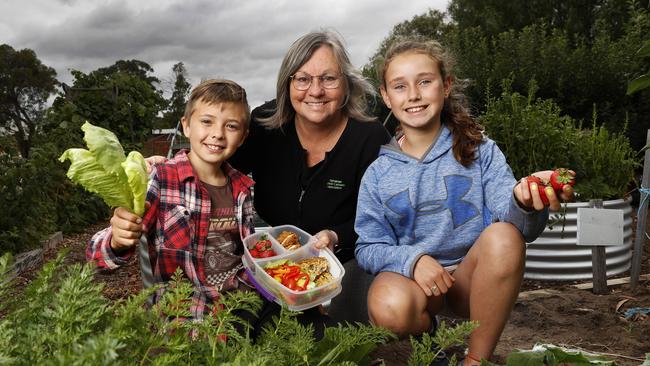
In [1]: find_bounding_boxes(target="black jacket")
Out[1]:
[229,102,391,262]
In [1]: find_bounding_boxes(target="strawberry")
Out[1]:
[258,249,276,258]
[549,168,575,192]
[250,237,277,258]
[527,175,549,205]
[255,239,272,251]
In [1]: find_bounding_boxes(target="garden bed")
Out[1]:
[5,220,649,365]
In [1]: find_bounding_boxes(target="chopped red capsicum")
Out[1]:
[264,263,310,291]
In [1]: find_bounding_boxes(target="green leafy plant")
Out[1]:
[507,344,617,366]
[0,252,622,365]
[407,320,479,366]
[59,121,148,216]
[481,79,639,201]
[0,253,399,365]
[0,117,110,254]
[627,39,650,95]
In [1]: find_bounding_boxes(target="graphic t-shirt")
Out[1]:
[202,180,243,291]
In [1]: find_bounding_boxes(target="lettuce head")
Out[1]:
[59,122,149,216]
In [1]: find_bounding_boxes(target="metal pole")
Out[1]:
[630,130,650,288]
[167,119,181,159]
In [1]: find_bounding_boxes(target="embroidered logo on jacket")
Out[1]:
[385,175,479,237]
[326,179,345,190]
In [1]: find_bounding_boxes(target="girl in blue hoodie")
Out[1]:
[354,40,575,365]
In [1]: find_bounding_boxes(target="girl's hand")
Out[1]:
[313,229,338,252]
[144,155,167,173]
[514,169,575,211]
[109,205,147,253]
[413,255,455,297]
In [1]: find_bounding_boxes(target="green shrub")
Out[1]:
[480,79,639,201]
[0,153,57,253]
[571,118,639,200]
[0,127,109,254]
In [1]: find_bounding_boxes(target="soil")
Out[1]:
[5,221,650,365]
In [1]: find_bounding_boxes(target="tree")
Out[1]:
[627,39,650,94]
[158,62,191,129]
[446,0,632,45]
[95,59,160,86]
[366,2,650,149]
[0,44,57,158]
[445,3,650,149]
[52,59,165,150]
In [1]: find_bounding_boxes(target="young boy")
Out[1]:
[87,79,255,320]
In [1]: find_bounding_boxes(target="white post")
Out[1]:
[588,199,608,294]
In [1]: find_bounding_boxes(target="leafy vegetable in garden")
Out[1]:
[59,122,148,216]
[0,253,396,365]
[507,344,619,366]
[0,252,625,365]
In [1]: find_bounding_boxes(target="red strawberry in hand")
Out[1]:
[527,175,549,205]
[549,168,575,193]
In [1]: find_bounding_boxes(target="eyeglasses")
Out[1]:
[289,72,342,90]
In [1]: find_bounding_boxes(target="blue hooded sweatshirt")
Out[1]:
[354,125,548,278]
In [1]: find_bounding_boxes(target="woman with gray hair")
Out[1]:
[231,30,389,265]
[229,29,390,325]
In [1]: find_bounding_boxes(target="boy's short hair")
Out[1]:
[183,79,250,126]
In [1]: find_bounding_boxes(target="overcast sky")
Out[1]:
[0,0,448,108]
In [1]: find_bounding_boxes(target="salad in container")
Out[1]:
[242,225,345,311]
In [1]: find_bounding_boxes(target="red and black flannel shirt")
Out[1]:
[87,150,256,320]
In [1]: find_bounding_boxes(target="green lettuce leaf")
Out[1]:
[81,122,128,182]
[59,148,133,209]
[59,122,149,216]
[507,344,617,366]
[122,151,148,216]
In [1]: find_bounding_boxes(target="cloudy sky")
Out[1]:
[1,0,448,108]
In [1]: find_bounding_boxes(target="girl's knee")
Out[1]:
[482,223,525,253]
[477,223,526,272]
[368,284,407,320]
[367,280,424,334]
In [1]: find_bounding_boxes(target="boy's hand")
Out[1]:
[413,255,455,297]
[313,229,338,251]
[144,155,167,173]
[514,169,575,211]
[110,206,146,253]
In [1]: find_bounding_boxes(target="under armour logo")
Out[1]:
[385,175,479,238]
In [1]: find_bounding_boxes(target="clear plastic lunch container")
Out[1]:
[242,225,345,311]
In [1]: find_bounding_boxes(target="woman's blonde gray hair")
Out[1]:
[260,30,376,129]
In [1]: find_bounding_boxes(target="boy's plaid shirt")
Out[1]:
[87,150,256,320]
